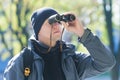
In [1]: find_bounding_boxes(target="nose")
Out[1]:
[52,22,61,29]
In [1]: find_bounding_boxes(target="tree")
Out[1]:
[103,0,120,80]
[0,0,97,57]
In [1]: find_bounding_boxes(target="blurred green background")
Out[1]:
[0,0,120,80]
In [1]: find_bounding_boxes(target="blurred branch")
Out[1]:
[14,0,24,49]
[0,26,9,50]
[103,0,114,51]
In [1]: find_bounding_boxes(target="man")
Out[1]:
[3,7,116,80]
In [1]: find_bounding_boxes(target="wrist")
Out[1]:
[78,28,91,43]
[76,29,85,37]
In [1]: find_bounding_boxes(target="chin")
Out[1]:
[52,33,61,40]
[52,37,61,41]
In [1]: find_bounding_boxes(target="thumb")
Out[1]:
[61,21,69,30]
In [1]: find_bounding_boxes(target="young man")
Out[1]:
[3,7,116,80]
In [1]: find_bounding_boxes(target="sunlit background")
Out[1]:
[0,0,120,80]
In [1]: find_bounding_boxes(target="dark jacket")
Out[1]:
[3,31,116,80]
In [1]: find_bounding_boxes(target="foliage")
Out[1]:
[0,0,119,59]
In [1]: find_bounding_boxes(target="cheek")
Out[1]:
[38,32,50,41]
[41,30,50,37]
[40,28,51,38]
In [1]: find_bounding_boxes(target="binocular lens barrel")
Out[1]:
[48,14,75,24]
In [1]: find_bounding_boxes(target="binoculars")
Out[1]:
[48,14,76,24]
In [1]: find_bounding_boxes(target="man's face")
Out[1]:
[38,19,63,43]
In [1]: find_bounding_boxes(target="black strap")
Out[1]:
[22,48,34,80]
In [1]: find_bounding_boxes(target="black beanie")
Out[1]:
[31,7,58,39]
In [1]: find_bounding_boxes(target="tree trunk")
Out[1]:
[103,0,119,80]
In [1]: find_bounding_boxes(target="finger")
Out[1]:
[61,21,68,28]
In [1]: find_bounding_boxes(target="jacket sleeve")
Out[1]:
[3,53,24,80]
[74,29,116,78]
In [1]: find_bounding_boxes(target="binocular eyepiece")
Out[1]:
[48,14,76,24]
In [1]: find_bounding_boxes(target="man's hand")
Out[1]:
[62,12,85,37]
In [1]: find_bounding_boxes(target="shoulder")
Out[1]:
[64,42,90,60]
[64,42,76,50]
[3,49,28,80]
[5,48,26,71]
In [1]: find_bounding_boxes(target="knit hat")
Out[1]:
[31,7,58,39]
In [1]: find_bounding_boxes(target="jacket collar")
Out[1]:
[28,35,76,60]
